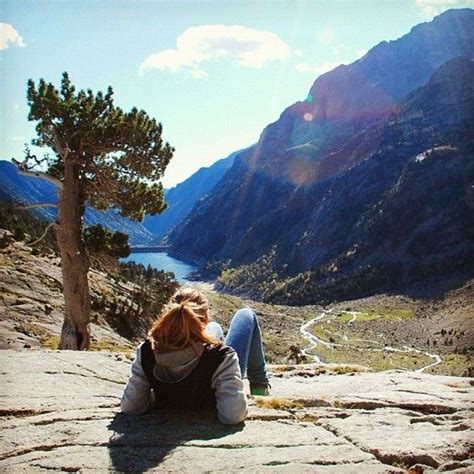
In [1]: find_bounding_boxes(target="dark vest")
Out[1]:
[140,340,232,411]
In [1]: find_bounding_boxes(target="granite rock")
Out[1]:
[1,351,472,472]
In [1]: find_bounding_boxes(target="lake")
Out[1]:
[121,252,198,283]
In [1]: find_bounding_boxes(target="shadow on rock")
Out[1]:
[107,411,244,472]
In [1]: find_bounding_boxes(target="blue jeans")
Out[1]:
[207,308,268,385]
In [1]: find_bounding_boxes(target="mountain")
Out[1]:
[143,150,239,242]
[168,9,474,303]
[0,160,155,245]
[266,56,474,303]
[232,8,474,186]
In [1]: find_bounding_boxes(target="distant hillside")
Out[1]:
[143,150,239,242]
[168,9,474,303]
[0,160,155,245]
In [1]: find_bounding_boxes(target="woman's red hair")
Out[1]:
[148,288,221,352]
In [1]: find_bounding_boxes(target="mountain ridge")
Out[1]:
[168,9,474,303]
[143,149,239,242]
[0,160,155,245]
[218,56,474,303]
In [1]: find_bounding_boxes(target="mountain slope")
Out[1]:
[143,150,238,241]
[168,9,474,303]
[0,161,155,245]
[265,57,474,302]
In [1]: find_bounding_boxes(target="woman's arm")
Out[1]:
[211,349,248,424]
[121,343,154,414]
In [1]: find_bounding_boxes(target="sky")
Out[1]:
[1,0,473,187]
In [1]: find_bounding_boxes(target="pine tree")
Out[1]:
[21,72,173,350]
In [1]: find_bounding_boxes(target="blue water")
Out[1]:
[121,252,198,283]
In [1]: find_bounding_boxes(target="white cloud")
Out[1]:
[11,136,26,141]
[140,25,292,77]
[317,27,335,45]
[295,61,341,76]
[415,0,467,17]
[0,23,25,50]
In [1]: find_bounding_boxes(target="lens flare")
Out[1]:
[303,112,313,122]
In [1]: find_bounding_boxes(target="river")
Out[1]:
[121,252,198,283]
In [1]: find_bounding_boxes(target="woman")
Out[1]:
[121,288,270,425]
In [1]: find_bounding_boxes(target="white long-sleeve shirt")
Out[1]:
[121,342,248,425]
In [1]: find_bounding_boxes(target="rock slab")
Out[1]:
[0,351,473,472]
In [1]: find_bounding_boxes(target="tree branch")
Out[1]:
[27,223,59,246]
[12,159,63,188]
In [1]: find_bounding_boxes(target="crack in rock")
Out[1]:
[369,448,440,469]
[333,397,459,415]
[32,415,114,426]
[34,465,81,472]
[317,421,405,470]
[394,388,455,401]
[44,370,123,386]
[0,442,110,462]
[0,409,52,418]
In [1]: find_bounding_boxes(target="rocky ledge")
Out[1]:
[0,351,473,473]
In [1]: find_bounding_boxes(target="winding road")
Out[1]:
[300,309,442,372]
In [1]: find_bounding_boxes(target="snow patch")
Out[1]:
[414,145,457,163]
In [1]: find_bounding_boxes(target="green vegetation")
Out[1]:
[89,340,133,353]
[24,323,133,353]
[426,354,472,377]
[206,292,243,319]
[117,261,178,311]
[84,224,130,258]
[91,261,178,341]
[310,308,415,347]
[311,343,433,371]
[218,247,284,300]
[0,203,129,260]
[0,201,58,254]
[338,308,414,322]
[306,308,438,371]
[204,290,317,364]
[22,323,60,350]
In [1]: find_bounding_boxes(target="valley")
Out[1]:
[0,232,472,377]
[204,281,473,377]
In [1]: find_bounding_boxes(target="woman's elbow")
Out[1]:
[218,403,248,425]
[120,398,148,415]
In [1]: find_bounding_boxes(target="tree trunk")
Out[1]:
[58,158,91,350]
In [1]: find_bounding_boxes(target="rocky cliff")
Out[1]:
[0,350,472,472]
[0,237,148,352]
